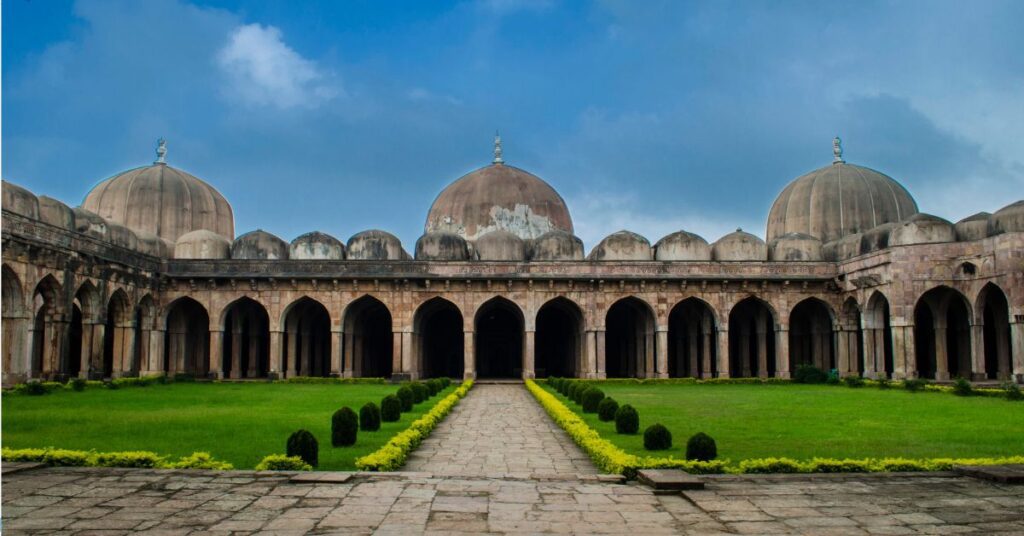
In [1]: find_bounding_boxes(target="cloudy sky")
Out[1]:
[4,0,1022,250]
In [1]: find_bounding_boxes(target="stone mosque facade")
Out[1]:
[2,137,1022,386]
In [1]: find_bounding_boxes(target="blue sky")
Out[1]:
[4,0,1023,249]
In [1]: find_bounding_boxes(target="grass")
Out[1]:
[2,382,453,471]
[544,381,1024,461]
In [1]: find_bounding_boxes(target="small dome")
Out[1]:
[712,230,766,261]
[990,200,1024,235]
[889,213,955,246]
[654,231,711,261]
[415,232,470,261]
[175,229,231,259]
[767,138,918,243]
[82,140,234,243]
[768,232,822,261]
[857,222,896,255]
[232,230,288,260]
[38,196,75,231]
[954,212,991,242]
[588,231,653,261]
[2,180,39,219]
[135,232,173,258]
[474,230,527,261]
[531,230,584,261]
[290,232,345,260]
[107,222,138,250]
[822,233,862,262]
[72,207,110,241]
[347,230,408,260]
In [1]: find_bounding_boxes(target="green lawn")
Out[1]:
[543,382,1024,461]
[2,382,452,471]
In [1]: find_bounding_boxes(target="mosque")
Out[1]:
[1,136,1021,386]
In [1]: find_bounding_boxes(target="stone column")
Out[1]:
[331,330,344,377]
[400,330,414,380]
[463,330,475,380]
[299,330,311,376]
[645,331,656,378]
[285,331,298,378]
[79,322,95,379]
[145,329,165,375]
[584,330,597,379]
[971,322,986,381]
[269,330,283,379]
[874,329,887,376]
[229,317,242,379]
[701,324,714,379]
[717,328,730,378]
[934,326,949,380]
[995,321,1011,380]
[342,331,355,378]
[595,329,606,379]
[121,321,137,377]
[775,326,790,379]
[391,331,403,378]
[862,327,877,378]
[209,330,224,379]
[523,330,536,379]
[1011,320,1024,382]
[836,329,850,377]
[655,328,668,379]
[894,323,915,380]
[688,324,700,378]
[756,325,768,379]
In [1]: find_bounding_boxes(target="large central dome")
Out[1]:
[425,138,573,241]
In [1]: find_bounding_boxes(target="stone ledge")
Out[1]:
[637,469,705,491]
[955,464,1024,484]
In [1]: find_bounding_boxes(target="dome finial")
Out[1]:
[155,138,168,165]
[493,130,504,165]
[832,136,844,164]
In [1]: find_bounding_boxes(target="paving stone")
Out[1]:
[637,469,706,491]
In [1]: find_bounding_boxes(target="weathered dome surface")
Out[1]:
[954,212,991,242]
[347,230,409,260]
[588,231,653,261]
[858,222,897,255]
[768,232,822,261]
[135,232,173,258]
[425,163,573,242]
[82,148,234,243]
[107,222,139,250]
[990,200,1024,235]
[767,149,918,244]
[474,230,527,261]
[175,229,231,259]
[289,232,345,260]
[654,231,711,261]
[2,180,39,219]
[415,232,470,261]
[232,230,288,260]
[72,207,110,241]
[712,230,767,261]
[531,230,584,261]
[38,196,76,231]
[822,232,862,262]
[888,213,955,246]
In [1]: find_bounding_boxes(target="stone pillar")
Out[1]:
[756,324,768,379]
[121,322,137,377]
[584,330,597,379]
[1011,320,1024,383]
[269,330,283,379]
[343,331,355,378]
[934,327,949,380]
[229,318,242,379]
[79,322,95,379]
[463,330,475,380]
[701,324,714,379]
[995,321,1011,381]
[331,330,344,377]
[971,323,986,381]
[286,331,298,378]
[391,331,403,378]
[717,328,730,378]
[209,330,224,379]
[595,329,606,379]
[523,330,536,379]
[862,327,877,378]
[146,329,165,375]
[894,323,915,380]
[299,330,311,376]
[400,330,414,380]
[775,326,790,379]
[655,328,668,379]
[836,329,850,377]
[645,331,656,378]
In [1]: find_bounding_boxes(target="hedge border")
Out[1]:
[355,380,473,471]
[1,447,234,470]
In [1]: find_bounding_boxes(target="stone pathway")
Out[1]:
[403,383,597,478]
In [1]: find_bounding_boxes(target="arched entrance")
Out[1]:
[914,286,972,380]
[789,298,835,372]
[222,298,270,379]
[74,282,102,379]
[414,297,463,379]
[668,298,717,378]
[605,297,656,378]
[475,297,523,379]
[104,290,134,378]
[535,297,583,378]
[165,297,210,377]
[32,275,64,380]
[344,296,393,378]
[728,297,776,378]
[839,298,864,376]
[978,283,1012,381]
[865,292,894,378]
[282,297,331,378]
[2,265,29,382]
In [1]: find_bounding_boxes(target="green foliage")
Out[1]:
[643,424,672,451]
[426,379,441,396]
[70,378,87,391]
[597,397,619,422]
[164,452,234,470]
[279,376,387,384]
[440,377,451,388]
[842,375,865,388]
[397,386,414,411]
[876,378,891,389]
[286,429,319,467]
[903,378,927,392]
[952,377,974,397]
[380,394,402,422]
[410,382,429,403]
[686,432,717,461]
[24,381,48,396]
[826,369,840,384]
[581,387,605,413]
[93,451,164,468]
[255,454,312,471]
[738,457,803,473]
[43,448,93,466]
[104,380,120,390]
[1003,382,1022,401]
[793,365,828,384]
[331,407,358,447]
[360,402,381,432]
[172,373,196,382]
[614,404,639,434]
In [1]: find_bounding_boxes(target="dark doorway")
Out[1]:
[222,298,271,379]
[69,305,82,378]
[605,297,655,378]
[980,284,1012,380]
[914,286,972,380]
[283,298,331,377]
[416,298,463,379]
[535,298,582,378]
[475,298,523,378]
[164,297,210,376]
[728,298,776,377]
[668,298,716,378]
[344,296,393,378]
[789,298,834,372]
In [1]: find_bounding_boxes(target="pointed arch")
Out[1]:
[668,297,718,378]
[536,296,585,378]
[164,297,210,377]
[282,297,331,378]
[605,296,657,378]
[31,274,65,379]
[474,296,525,379]
[2,265,28,382]
[789,297,836,373]
[728,296,777,378]
[221,297,271,379]
[977,283,1012,380]
[864,291,894,378]
[103,289,133,377]
[413,297,464,379]
[914,286,972,380]
[343,295,393,378]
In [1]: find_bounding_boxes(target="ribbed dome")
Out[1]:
[426,161,573,242]
[82,141,234,243]
[766,139,918,244]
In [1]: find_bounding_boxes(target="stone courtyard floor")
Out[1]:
[3,384,1023,535]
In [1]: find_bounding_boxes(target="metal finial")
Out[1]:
[832,136,844,164]
[493,130,504,165]
[154,138,167,165]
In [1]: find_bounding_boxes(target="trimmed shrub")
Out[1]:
[397,386,414,411]
[441,377,451,388]
[410,382,429,403]
[332,407,359,446]
[286,429,319,467]
[614,404,639,434]
[427,379,442,396]
[738,457,802,473]
[952,377,973,397]
[360,402,381,432]
[1003,382,1022,401]
[381,395,402,422]
[877,378,891,389]
[826,370,840,384]
[70,378,87,391]
[93,451,164,468]
[565,380,577,398]
[43,449,92,466]
[255,454,312,471]
[643,424,672,451]
[25,381,48,395]
[582,388,605,413]
[574,384,589,404]
[549,377,561,391]
[843,375,865,388]
[164,452,234,470]
[686,432,717,461]
[793,364,828,384]
[597,397,619,422]
[903,378,927,392]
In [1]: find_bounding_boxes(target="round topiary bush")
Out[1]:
[360,402,381,432]
[614,404,639,434]
[564,380,576,397]
[427,379,441,396]
[397,386,414,411]
[24,381,48,395]
[331,407,358,446]
[442,377,451,388]
[410,382,429,403]
[573,384,588,404]
[582,387,605,413]
[287,429,319,467]
[952,377,973,396]
[381,394,401,422]
[597,397,619,422]
[70,378,87,391]
[686,432,717,461]
[643,424,672,450]
[793,364,828,384]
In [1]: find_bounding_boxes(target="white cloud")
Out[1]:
[216,23,339,109]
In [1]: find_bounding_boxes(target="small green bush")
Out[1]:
[738,457,802,473]
[566,382,579,401]
[1003,382,1022,401]
[877,378,891,389]
[548,377,561,391]
[410,382,429,403]
[43,449,92,466]
[397,386,414,411]
[574,384,589,404]
[286,429,319,467]
[826,370,840,384]
[255,454,312,471]
[793,365,828,384]
[614,404,639,434]
[843,375,865,388]
[686,432,717,461]
[381,395,402,422]
[24,381,48,396]
[104,380,120,390]
[903,378,927,392]
[332,407,359,446]
[427,379,442,396]
[70,378,87,391]
[164,452,234,470]
[441,377,451,388]
[581,388,605,413]
[597,397,619,422]
[952,377,973,396]
[93,451,164,468]
[360,402,381,432]
[643,424,672,451]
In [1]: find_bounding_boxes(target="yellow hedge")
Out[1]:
[1,447,234,470]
